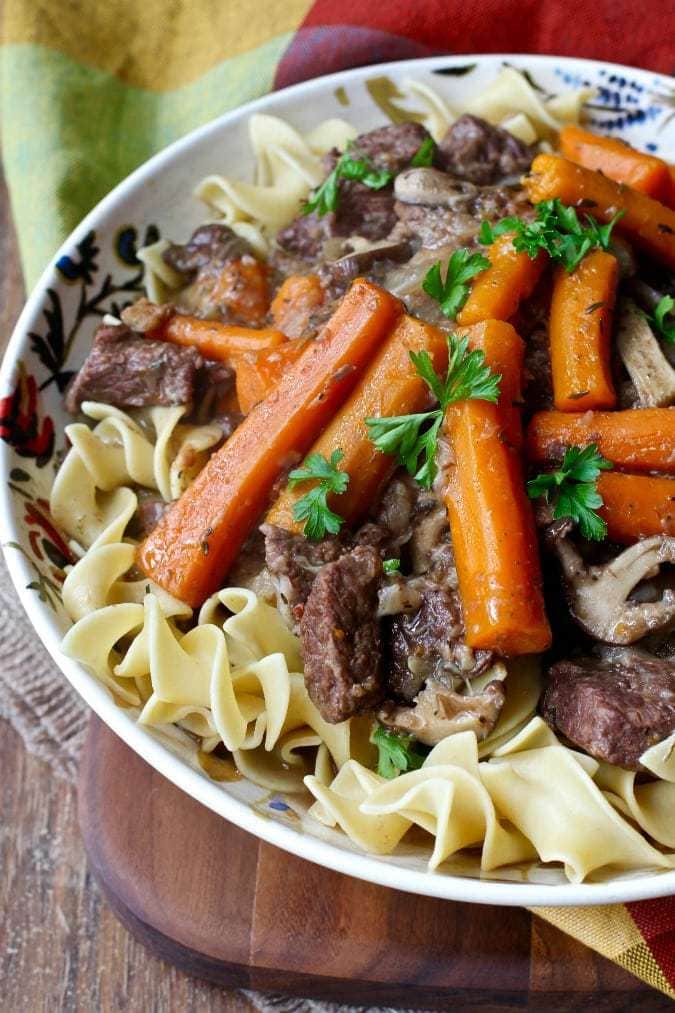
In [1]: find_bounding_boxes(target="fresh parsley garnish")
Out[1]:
[480,198,625,273]
[371,725,427,779]
[643,295,675,344]
[365,333,501,489]
[422,249,491,319]
[383,558,401,573]
[288,450,349,540]
[527,443,613,541]
[303,148,394,217]
[410,137,436,167]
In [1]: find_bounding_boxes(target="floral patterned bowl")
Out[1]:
[2,54,674,907]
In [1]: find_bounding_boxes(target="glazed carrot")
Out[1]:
[137,279,403,606]
[524,154,675,270]
[526,409,675,474]
[559,125,671,202]
[270,274,324,338]
[457,319,525,449]
[235,338,309,414]
[597,472,675,543]
[456,236,547,326]
[442,322,551,656]
[150,314,286,365]
[549,249,618,412]
[266,315,449,531]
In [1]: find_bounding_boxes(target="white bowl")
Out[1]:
[2,54,674,907]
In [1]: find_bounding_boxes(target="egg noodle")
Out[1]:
[55,68,675,882]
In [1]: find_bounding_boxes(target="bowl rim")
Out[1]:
[2,51,674,907]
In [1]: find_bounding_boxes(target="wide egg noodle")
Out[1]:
[594,759,675,849]
[641,733,675,783]
[61,601,145,706]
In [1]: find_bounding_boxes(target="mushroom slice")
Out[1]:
[616,298,675,407]
[547,528,675,644]
[394,167,475,207]
[379,664,507,746]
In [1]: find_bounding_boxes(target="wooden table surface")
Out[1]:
[0,169,667,1013]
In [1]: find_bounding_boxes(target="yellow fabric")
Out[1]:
[533,906,675,999]
[3,0,313,90]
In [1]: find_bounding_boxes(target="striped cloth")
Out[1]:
[1,0,673,998]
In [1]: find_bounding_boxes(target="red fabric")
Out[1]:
[275,0,674,88]
[627,899,675,991]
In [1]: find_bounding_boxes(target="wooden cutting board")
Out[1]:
[78,716,663,1009]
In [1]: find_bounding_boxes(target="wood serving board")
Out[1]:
[78,716,664,1009]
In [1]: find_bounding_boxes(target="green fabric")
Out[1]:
[1,37,292,288]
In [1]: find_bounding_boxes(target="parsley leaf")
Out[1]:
[383,558,401,573]
[527,444,613,541]
[410,137,436,167]
[365,334,501,489]
[303,148,394,217]
[422,249,491,319]
[371,725,427,779]
[480,198,624,273]
[643,295,675,344]
[288,450,349,540]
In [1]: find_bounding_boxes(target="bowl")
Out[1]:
[2,53,674,906]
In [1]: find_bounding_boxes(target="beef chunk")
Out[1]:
[438,114,535,184]
[542,648,675,768]
[348,122,430,175]
[262,524,347,627]
[300,545,384,722]
[65,324,201,413]
[128,494,169,540]
[162,224,251,278]
[523,324,554,411]
[277,123,431,262]
[385,587,493,702]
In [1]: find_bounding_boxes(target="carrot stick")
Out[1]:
[161,316,287,364]
[457,319,525,449]
[597,472,675,543]
[456,236,547,326]
[266,315,449,532]
[526,409,675,474]
[442,322,551,656]
[559,125,672,202]
[549,249,618,412]
[137,279,403,606]
[235,338,309,414]
[524,154,675,270]
[271,274,324,338]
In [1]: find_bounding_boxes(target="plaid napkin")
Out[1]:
[1,0,674,999]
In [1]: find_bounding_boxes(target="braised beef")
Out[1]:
[162,223,252,277]
[277,123,431,262]
[542,648,675,768]
[437,114,535,185]
[262,524,347,627]
[300,545,384,722]
[128,494,169,540]
[65,323,201,413]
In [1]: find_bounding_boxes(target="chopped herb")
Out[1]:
[410,137,436,167]
[383,558,401,573]
[643,294,675,344]
[303,148,394,217]
[365,333,501,489]
[371,725,427,778]
[527,443,613,541]
[422,248,491,319]
[480,198,625,273]
[288,449,349,540]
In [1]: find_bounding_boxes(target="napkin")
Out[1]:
[1,0,674,999]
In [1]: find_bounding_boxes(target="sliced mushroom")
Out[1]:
[545,525,675,644]
[615,298,675,407]
[394,167,475,207]
[322,240,412,286]
[379,665,507,745]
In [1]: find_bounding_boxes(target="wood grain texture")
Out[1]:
[79,715,671,1010]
